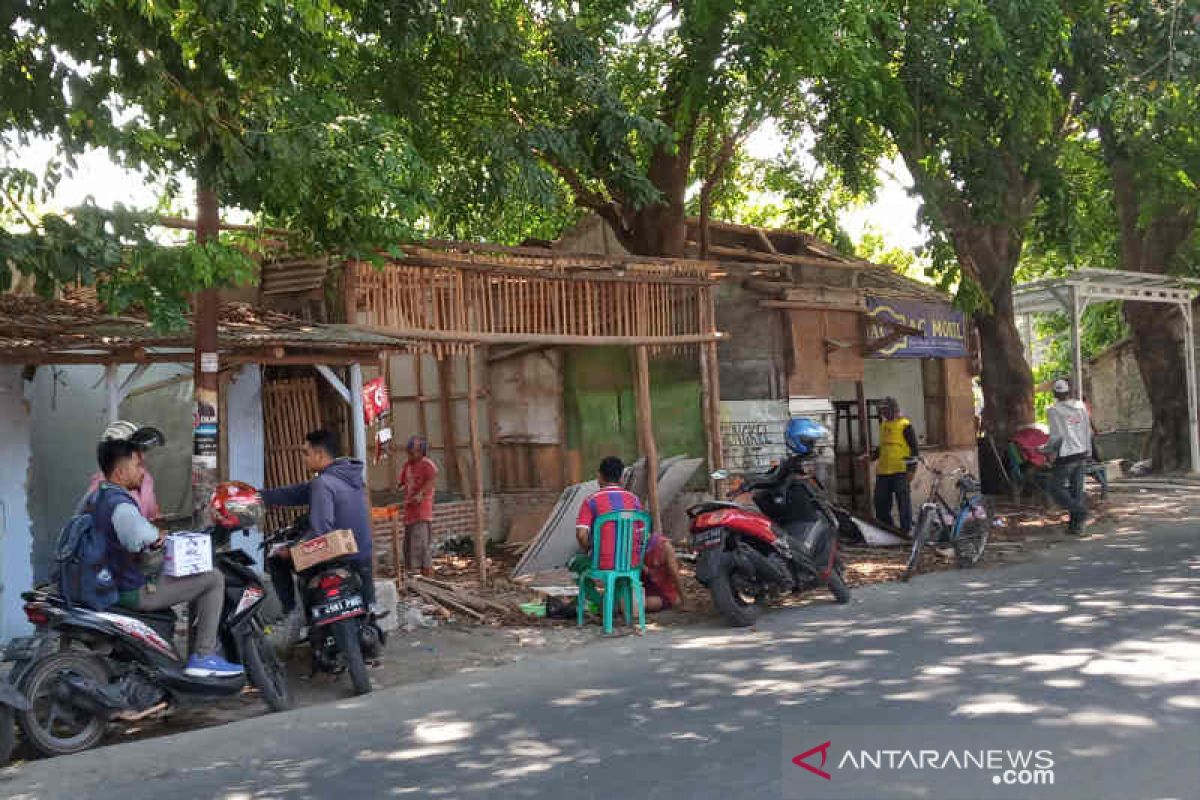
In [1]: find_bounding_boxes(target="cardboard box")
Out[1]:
[290,529,359,572]
[163,532,214,577]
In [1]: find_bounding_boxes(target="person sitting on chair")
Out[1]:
[570,456,647,613]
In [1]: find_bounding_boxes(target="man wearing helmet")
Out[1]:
[872,398,919,532]
[81,420,163,520]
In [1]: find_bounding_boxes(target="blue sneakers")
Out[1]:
[185,654,244,678]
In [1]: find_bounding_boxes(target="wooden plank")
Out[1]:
[467,345,489,584]
[704,340,725,491]
[633,345,663,535]
[356,323,723,347]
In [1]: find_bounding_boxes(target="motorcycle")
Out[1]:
[688,455,851,627]
[2,516,291,758]
[265,519,385,696]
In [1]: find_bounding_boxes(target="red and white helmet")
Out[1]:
[209,481,264,529]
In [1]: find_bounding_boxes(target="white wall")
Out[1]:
[27,365,110,581]
[863,359,928,444]
[27,364,191,581]
[0,367,33,642]
[226,366,265,571]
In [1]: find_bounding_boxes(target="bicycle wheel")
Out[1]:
[954,498,993,568]
[904,510,934,580]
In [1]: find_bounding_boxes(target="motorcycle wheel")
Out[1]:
[333,619,371,695]
[18,652,109,757]
[709,562,763,628]
[0,705,15,765]
[242,627,294,712]
[827,561,851,604]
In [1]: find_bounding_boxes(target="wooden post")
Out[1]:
[633,345,663,534]
[436,355,460,493]
[855,380,870,514]
[704,340,725,494]
[414,353,429,443]
[698,342,718,496]
[467,346,488,583]
[380,354,404,589]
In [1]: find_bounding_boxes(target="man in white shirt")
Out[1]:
[1041,378,1094,535]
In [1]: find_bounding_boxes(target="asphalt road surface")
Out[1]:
[3,510,1198,799]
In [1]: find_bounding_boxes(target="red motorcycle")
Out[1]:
[689,455,851,626]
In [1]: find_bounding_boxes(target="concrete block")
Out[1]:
[374,579,398,633]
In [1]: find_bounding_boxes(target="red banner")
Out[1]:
[363,377,390,425]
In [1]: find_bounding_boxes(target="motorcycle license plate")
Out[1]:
[691,529,723,550]
[311,594,364,622]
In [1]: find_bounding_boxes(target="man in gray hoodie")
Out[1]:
[1041,378,1093,535]
[263,429,375,635]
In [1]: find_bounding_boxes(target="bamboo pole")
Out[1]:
[704,339,725,492]
[436,356,461,493]
[633,345,663,535]
[467,345,488,584]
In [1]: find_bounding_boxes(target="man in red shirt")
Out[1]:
[398,435,438,580]
[574,456,683,613]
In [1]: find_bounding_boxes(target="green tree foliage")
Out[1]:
[361,1,839,256]
[1061,0,1200,469]
[1,1,428,323]
[811,0,1071,440]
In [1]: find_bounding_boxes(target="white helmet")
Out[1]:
[102,420,165,449]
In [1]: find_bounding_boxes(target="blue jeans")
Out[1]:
[874,473,913,532]
[1050,458,1087,531]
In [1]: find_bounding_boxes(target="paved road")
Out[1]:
[3,513,1199,799]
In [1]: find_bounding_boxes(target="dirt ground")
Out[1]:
[9,488,1140,758]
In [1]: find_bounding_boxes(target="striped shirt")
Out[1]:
[576,484,645,570]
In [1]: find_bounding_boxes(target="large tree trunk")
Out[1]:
[1110,156,1198,471]
[1124,303,1190,469]
[600,142,693,258]
[192,183,221,521]
[949,221,1036,444]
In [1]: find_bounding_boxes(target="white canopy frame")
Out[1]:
[1013,268,1200,473]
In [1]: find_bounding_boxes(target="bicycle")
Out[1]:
[904,459,993,579]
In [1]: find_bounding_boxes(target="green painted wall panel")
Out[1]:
[563,347,704,472]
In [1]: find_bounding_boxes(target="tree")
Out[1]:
[364,1,837,257]
[813,1,1071,443]
[1065,0,1200,470]
[9,0,353,514]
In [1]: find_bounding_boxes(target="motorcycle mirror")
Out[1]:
[710,469,729,480]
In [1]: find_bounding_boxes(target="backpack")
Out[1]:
[54,490,119,610]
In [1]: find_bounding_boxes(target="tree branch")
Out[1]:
[1,184,40,232]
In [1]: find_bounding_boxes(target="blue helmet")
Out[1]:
[785,417,828,456]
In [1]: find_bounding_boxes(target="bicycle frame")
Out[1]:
[916,468,984,544]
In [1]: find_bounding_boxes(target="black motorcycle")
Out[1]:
[2,524,290,758]
[688,455,852,626]
[265,521,385,696]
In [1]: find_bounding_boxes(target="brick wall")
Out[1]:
[371,490,561,558]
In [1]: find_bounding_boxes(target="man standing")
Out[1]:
[872,397,919,532]
[398,435,438,581]
[263,429,375,637]
[1042,379,1093,535]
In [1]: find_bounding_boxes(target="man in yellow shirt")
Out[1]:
[873,397,920,532]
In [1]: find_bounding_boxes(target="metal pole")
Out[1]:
[1069,286,1084,398]
[349,363,367,472]
[1183,302,1200,474]
[104,364,120,424]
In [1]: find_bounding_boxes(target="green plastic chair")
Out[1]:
[576,510,651,634]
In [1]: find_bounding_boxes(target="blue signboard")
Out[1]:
[865,296,968,358]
